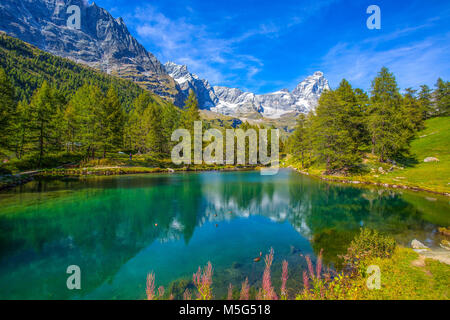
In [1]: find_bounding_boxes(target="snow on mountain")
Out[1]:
[165,62,330,119]
[164,62,218,108]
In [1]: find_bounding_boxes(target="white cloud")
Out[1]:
[320,32,450,91]
[124,4,266,87]
[122,1,338,91]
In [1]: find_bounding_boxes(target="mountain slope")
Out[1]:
[164,62,330,119]
[164,61,218,108]
[0,0,183,104]
[0,32,171,108]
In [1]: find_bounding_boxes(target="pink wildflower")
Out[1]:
[227,283,233,300]
[281,260,288,299]
[146,272,155,300]
[303,271,310,292]
[240,278,250,300]
[193,261,214,300]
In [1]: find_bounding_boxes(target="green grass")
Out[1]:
[296,247,449,300]
[376,117,450,193]
[287,117,450,194]
[355,248,449,299]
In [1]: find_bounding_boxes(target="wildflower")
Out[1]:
[146,272,156,300]
[316,249,323,280]
[281,260,288,299]
[183,289,192,300]
[240,278,250,300]
[227,283,233,300]
[303,271,310,292]
[158,286,165,299]
[261,248,277,300]
[193,261,213,300]
[305,255,314,279]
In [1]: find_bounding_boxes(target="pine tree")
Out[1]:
[101,87,125,158]
[289,113,312,168]
[66,84,104,159]
[403,88,424,131]
[28,81,62,167]
[335,80,370,152]
[418,85,434,119]
[368,67,412,162]
[181,90,201,131]
[11,100,31,159]
[434,78,449,116]
[312,90,361,173]
[127,92,154,153]
[145,102,165,155]
[161,103,181,154]
[0,68,16,151]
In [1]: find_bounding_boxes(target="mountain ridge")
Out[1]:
[165,62,330,119]
[0,0,184,104]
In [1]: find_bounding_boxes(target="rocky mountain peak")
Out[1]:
[0,0,181,102]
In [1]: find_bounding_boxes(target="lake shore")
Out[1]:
[290,166,450,197]
[0,165,261,191]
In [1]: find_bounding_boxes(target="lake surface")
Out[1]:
[0,169,448,299]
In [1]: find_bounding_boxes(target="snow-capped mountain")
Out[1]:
[164,62,218,108]
[213,71,330,118]
[165,62,330,119]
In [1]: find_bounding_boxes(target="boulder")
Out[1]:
[411,239,429,250]
[424,157,439,163]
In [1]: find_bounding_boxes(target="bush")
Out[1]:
[341,228,396,275]
[0,166,12,175]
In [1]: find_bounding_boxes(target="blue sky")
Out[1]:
[91,0,449,94]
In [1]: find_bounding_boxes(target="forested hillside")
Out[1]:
[0,32,155,108]
[0,33,186,171]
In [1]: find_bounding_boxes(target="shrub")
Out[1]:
[341,228,396,275]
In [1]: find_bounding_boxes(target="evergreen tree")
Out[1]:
[368,67,412,162]
[418,85,434,119]
[0,68,16,151]
[181,90,201,131]
[101,87,125,157]
[11,100,31,159]
[66,84,104,159]
[335,79,370,152]
[312,90,361,173]
[403,88,424,131]
[289,113,312,168]
[28,81,60,167]
[145,103,165,155]
[161,103,181,154]
[434,78,449,116]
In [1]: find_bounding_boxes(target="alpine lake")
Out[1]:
[0,169,448,299]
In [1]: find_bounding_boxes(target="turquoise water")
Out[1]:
[0,169,448,299]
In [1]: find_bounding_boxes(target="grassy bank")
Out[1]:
[287,117,450,195]
[295,247,449,300]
